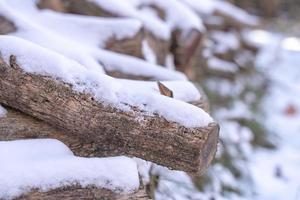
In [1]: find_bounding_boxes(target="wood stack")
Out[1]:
[0,0,259,199]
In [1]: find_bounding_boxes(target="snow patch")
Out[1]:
[0,105,7,118]
[0,36,213,128]
[92,0,170,40]
[208,57,239,73]
[0,139,139,199]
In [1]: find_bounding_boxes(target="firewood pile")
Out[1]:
[0,0,259,199]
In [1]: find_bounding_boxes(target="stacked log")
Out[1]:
[0,0,260,199]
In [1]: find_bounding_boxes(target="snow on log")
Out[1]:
[0,139,145,199]
[181,0,260,29]
[0,36,218,174]
[0,0,186,81]
[39,0,171,65]
[0,0,145,59]
[129,0,205,72]
[16,186,149,200]
[0,79,210,153]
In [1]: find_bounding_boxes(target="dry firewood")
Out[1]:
[105,31,144,59]
[0,90,210,150]
[136,1,204,73]
[144,31,170,66]
[212,9,259,30]
[0,9,144,59]
[16,185,150,200]
[0,7,178,81]
[171,29,203,74]
[38,0,170,64]
[0,55,218,174]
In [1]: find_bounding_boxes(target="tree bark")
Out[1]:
[16,185,150,200]
[0,56,219,174]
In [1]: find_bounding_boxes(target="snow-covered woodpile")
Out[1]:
[0,0,260,199]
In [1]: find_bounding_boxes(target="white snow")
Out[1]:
[133,158,152,184]
[208,57,239,73]
[210,31,240,53]
[216,101,253,121]
[0,36,213,128]
[0,1,218,198]
[181,0,216,15]
[0,139,140,199]
[250,34,300,200]
[96,49,187,81]
[92,0,170,40]
[214,1,259,26]
[129,0,205,34]
[0,36,118,102]
[242,29,280,48]
[281,37,300,52]
[181,0,259,26]
[117,79,201,103]
[142,40,157,64]
[93,0,205,40]
[0,0,186,81]
[4,0,142,45]
[0,105,7,118]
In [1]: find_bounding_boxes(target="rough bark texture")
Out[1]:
[16,185,150,200]
[0,55,219,174]
[0,97,209,148]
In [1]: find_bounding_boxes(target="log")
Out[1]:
[171,29,203,74]
[16,185,150,200]
[0,13,176,81]
[0,56,219,174]
[105,31,144,59]
[144,31,170,66]
[0,94,209,150]
[0,8,145,59]
[38,0,170,65]
[213,9,259,30]
[136,3,204,73]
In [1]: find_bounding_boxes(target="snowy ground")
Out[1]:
[250,34,300,200]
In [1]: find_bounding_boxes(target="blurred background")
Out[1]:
[1,0,300,199]
[156,0,300,199]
